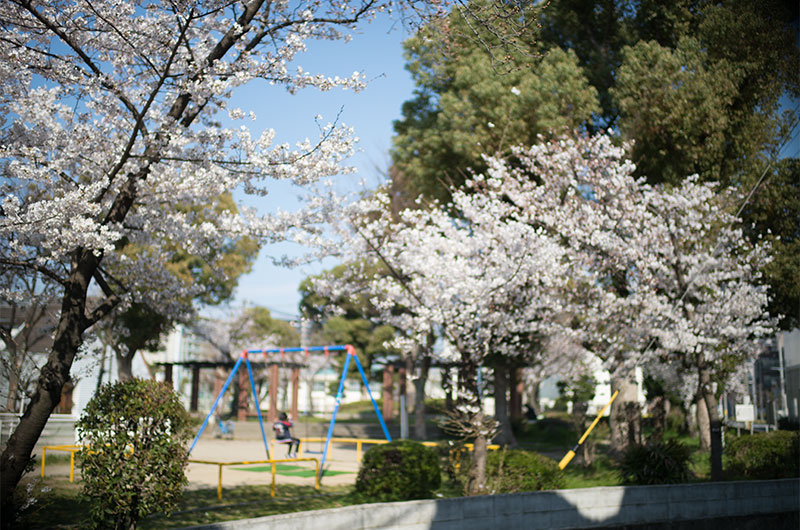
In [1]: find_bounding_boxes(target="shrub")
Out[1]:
[77,378,192,529]
[724,430,800,480]
[355,440,441,501]
[486,449,565,493]
[618,439,693,485]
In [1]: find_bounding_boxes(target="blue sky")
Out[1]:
[229,14,415,319]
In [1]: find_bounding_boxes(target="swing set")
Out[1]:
[188,344,391,479]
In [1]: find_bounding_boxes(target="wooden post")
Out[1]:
[382,364,394,422]
[164,364,173,387]
[190,364,201,412]
[291,366,300,421]
[269,363,279,422]
[237,365,249,421]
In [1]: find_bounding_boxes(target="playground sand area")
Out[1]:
[186,430,361,491]
[38,420,364,493]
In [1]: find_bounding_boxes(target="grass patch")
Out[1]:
[15,476,357,530]
[561,453,622,489]
[231,464,353,477]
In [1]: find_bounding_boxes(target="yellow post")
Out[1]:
[69,450,75,483]
[217,464,223,500]
[314,460,320,491]
[41,448,46,478]
[356,441,362,462]
[559,390,619,470]
[271,463,276,497]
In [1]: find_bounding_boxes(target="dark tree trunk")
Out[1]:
[509,366,523,421]
[0,253,99,515]
[442,365,454,412]
[413,356,430,440]
[699,365,723,481]
[452,351,494,496]
[493,360,517,447]
[651,395,667,442]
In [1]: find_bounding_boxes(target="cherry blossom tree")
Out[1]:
[479,135,774,466]
[314,177,575,493]
[643,177,774,480]
[481,134,668,452]
[319,133,775,491]
[0,0,434,509]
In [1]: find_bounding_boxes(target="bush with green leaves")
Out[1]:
[617,439,693,485]
[485,449,565,494]
[77,378,192,529]
[355,440,441,501]
[724,430,800,480]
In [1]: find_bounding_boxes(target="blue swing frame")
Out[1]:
[187,344,392,481]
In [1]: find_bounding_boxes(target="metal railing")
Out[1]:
[40,444,82,483]
[187,457,320,500]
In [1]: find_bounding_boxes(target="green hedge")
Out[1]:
[77,378,191,529]
[355,440,441,501]
[724,430,800,480]
[617,439,693,485]
[486,449,565,493]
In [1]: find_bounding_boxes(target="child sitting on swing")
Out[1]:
[273,412,300,458]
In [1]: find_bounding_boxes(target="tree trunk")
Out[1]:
[6,373,18,414]
[413,356,430,440]
[442,365,454,412]
[116,349,135,381]
[0,255,98,515]
[696,395,711,451]
[527,378,541,418]
[651,395,667,442]
[492,360,517,447]
[610,367,642,453]
[468,423,488,495]
[509,366,522,421]
[699,366,723,480]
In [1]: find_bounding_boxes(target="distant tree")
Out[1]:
[739,159,800,330]
[391,3,599,204]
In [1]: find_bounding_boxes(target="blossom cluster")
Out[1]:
[315,133,774,407]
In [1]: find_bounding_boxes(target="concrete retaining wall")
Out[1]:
[185,478,799,530]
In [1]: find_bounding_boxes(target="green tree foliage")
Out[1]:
[394,0,799,328]
[245,306,300,347]
[391,1,599,204]
[77,379,192,529]
[540,2,799,323]
[299,263,400,379]
[740,159,800,329]
[107,193,259,379]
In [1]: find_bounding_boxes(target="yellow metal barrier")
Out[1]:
[559,389,619,470]
[188,457,320,500]
[41,444,82,483]
[272,437,393,463]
